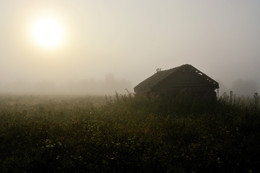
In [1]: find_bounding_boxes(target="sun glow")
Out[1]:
[32,18,63,49]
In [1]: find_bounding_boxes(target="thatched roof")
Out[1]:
[134,64,219,93]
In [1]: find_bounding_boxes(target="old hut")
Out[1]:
[134,64,219,100]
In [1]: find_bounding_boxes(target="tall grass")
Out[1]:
[0,94,259,172]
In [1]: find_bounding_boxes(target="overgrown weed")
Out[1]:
[0,94,259,172]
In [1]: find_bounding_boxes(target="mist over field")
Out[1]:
[0,0,260,95]
[0,74,131,95]
[1,1,260,172]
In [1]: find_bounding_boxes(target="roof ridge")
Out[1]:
[134,64,219,93]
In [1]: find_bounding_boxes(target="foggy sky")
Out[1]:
[0,0,260,95]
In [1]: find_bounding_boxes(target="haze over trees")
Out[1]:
[232,79,258,96]
[0,0,260,96]
[0,74,131,95]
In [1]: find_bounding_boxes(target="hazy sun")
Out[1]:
[33,18,63,49]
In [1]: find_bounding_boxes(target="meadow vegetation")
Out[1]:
[0,93,259,172]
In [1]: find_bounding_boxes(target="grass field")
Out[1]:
[0,93,259,172]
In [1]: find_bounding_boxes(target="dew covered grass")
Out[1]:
[0,94,259,172]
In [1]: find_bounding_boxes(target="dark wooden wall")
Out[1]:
[151,69,217,99]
